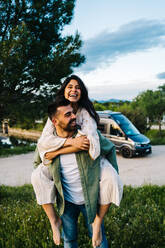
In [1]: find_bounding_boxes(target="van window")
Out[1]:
[110,123,123,137]
[98,123,106,133]
[112,114,140,136]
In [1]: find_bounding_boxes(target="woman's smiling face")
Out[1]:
[64,79,81,103]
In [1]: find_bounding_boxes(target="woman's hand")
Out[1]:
[70,136,90,150]
[45,150,58,160]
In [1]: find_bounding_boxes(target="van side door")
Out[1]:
[107,120,126,149]
[98,120,125,150]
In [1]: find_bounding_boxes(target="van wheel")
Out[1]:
[121,147,133,158]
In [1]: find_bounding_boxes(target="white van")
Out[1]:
[97,111,152,158]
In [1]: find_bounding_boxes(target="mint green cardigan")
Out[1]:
[33,130,118,223]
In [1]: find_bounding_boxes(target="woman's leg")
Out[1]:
[80,204,108,248]
[99,157,123,206]
[92,157,123,247]
[42,203,62,245]
[31,164,61,245]
[92,204,110,247]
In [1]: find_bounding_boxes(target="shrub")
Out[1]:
[145,130,165,145]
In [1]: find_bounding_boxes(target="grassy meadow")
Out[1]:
[0,185,165,248]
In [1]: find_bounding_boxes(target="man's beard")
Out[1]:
[64,118,77,132]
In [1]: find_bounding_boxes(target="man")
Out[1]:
[32,97,121,248]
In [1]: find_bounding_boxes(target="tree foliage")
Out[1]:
[0,0,85,122]
[94,84,165,133]
[116,103,147,133]
[94,100,147,133]
[134,85,165,133]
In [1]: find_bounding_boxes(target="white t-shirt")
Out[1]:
[60,153,84,204]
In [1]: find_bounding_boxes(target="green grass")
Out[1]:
[0,145,36,157]
[145,129,165,145]
[0,185,165,248]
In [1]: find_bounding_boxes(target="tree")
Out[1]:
[158,83,165,97]
[0,0,85,123]
[135,88,165,134]
[93,102,106,111]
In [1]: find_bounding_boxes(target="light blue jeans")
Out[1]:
[61,201,108,248]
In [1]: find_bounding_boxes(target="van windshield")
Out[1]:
[112,114,140,136]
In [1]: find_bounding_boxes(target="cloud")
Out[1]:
[88,80,162,101]
[157,72,165,79]
[80,19,165,72]
[88,83,141,101]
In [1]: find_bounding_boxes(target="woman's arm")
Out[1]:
[37,118,67,161]
[38,118,90,164]
[45,138,90,160]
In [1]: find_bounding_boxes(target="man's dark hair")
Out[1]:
[48,96,70,120]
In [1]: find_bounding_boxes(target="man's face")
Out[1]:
[52,104,77,132]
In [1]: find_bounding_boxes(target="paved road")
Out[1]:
[117,145,165,186]
[0,145,165,187]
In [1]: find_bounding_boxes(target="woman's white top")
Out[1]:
[37,108,100,164]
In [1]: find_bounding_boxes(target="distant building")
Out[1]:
[35,120,43,124]
[162,114,165,123]
[2,119,9,134]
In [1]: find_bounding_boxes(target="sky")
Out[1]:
[64,0,165,101]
